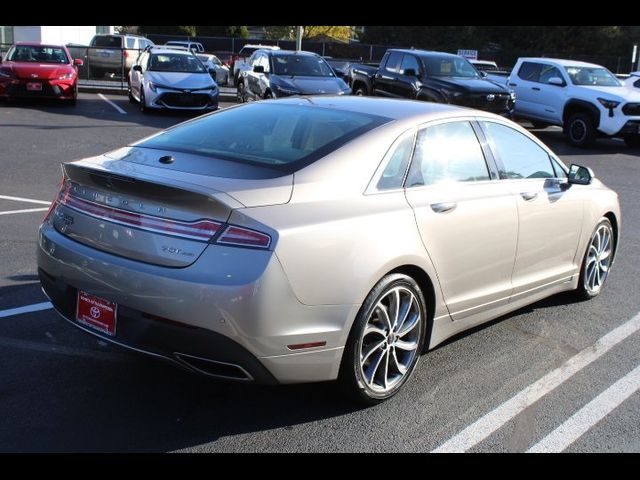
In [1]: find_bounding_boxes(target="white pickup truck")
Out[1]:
[506,57,640,147]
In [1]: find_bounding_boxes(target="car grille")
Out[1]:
[463,93,511,113]
[159,92,211,108]
[622,103,640,116]
[7,82,61,97]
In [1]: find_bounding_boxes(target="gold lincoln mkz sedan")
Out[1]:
[37,96,620,403]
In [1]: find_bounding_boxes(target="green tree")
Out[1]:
[264,26,352,42]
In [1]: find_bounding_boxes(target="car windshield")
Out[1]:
[272,55,335,77]
[565,66,621,87]
[8,45,69,64]
[423,56,480,78]
[148,53,206,73]
[134,103,391,173]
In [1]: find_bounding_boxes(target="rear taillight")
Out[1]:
[43,177,65,221]
[123,50,129,58]
[216,225,271,249]
[57,186,272,249]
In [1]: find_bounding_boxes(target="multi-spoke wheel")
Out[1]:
[340,273,427,404]
[577,218,614,300]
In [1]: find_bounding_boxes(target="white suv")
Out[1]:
[232,44,280,85]
[509,57,640,147]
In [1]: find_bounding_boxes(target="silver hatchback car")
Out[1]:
[37,97,620,403]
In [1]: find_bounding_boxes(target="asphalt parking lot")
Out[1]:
[1,92,639,452]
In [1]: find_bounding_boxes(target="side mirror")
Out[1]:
[253,65,265,73]
[402,68,417,77]
[548,77,565,87]
[480,70,488,78]
[73,58,84,66]
[208,68,217,81]
[132,65,142,72]
[568,164,594,185]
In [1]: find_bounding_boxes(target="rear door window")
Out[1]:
[384,52,402,73]
[406,121,490,187]
[517,62,542,82]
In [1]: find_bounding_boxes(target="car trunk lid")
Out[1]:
[51,151,292,267]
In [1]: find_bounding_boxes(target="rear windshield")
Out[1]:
[92,35,122,48]
[134,102,391,173]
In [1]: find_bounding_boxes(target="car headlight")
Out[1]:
[58,72,74,80]
[148,81,157,93]
[597,98,620,109]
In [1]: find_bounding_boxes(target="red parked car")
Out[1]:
[0,42,83,104]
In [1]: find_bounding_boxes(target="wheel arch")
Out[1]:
[603,211,619,263]
[378,264,437,352]
[563,99,601,129]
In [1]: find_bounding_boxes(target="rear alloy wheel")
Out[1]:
[237,82,246,103]
[340,274,426,404]
[565,112,596,148]
[354,84,367,96]
[623,134,640,148]
[139,87,147,113]
[577,218,614,300]
[128,83,135,104]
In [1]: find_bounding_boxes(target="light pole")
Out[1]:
[296,26,304,51]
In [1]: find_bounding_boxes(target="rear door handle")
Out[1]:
[430,202,457,213]
[508,83,517,87]
[520,192,538,201]
[532,86,541,91]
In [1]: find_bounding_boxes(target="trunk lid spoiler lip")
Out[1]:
[63,157,246,211]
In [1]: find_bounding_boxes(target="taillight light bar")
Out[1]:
[55,185,272,249]
[217,225,271,249]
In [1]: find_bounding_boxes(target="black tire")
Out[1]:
[623,134,640,148]
[128,83,136,104]
[339,273,427,404]
[353,84,368,96]
[565,112,596,148]
[576,218,614,301]
[139,87,147,113]
[531,121,549,129]
[237,82,246,103]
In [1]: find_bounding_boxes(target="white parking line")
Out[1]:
[98,93,127,114]
[0,301,52,319]
[0,207,49,216]
[0,195,50,205]
[432,312,640,452]
[527,364,640,452]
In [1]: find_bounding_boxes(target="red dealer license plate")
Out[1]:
[76,290,117,336]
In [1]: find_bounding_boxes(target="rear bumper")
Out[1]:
[37,222,353,384]
[39,267,278,383]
